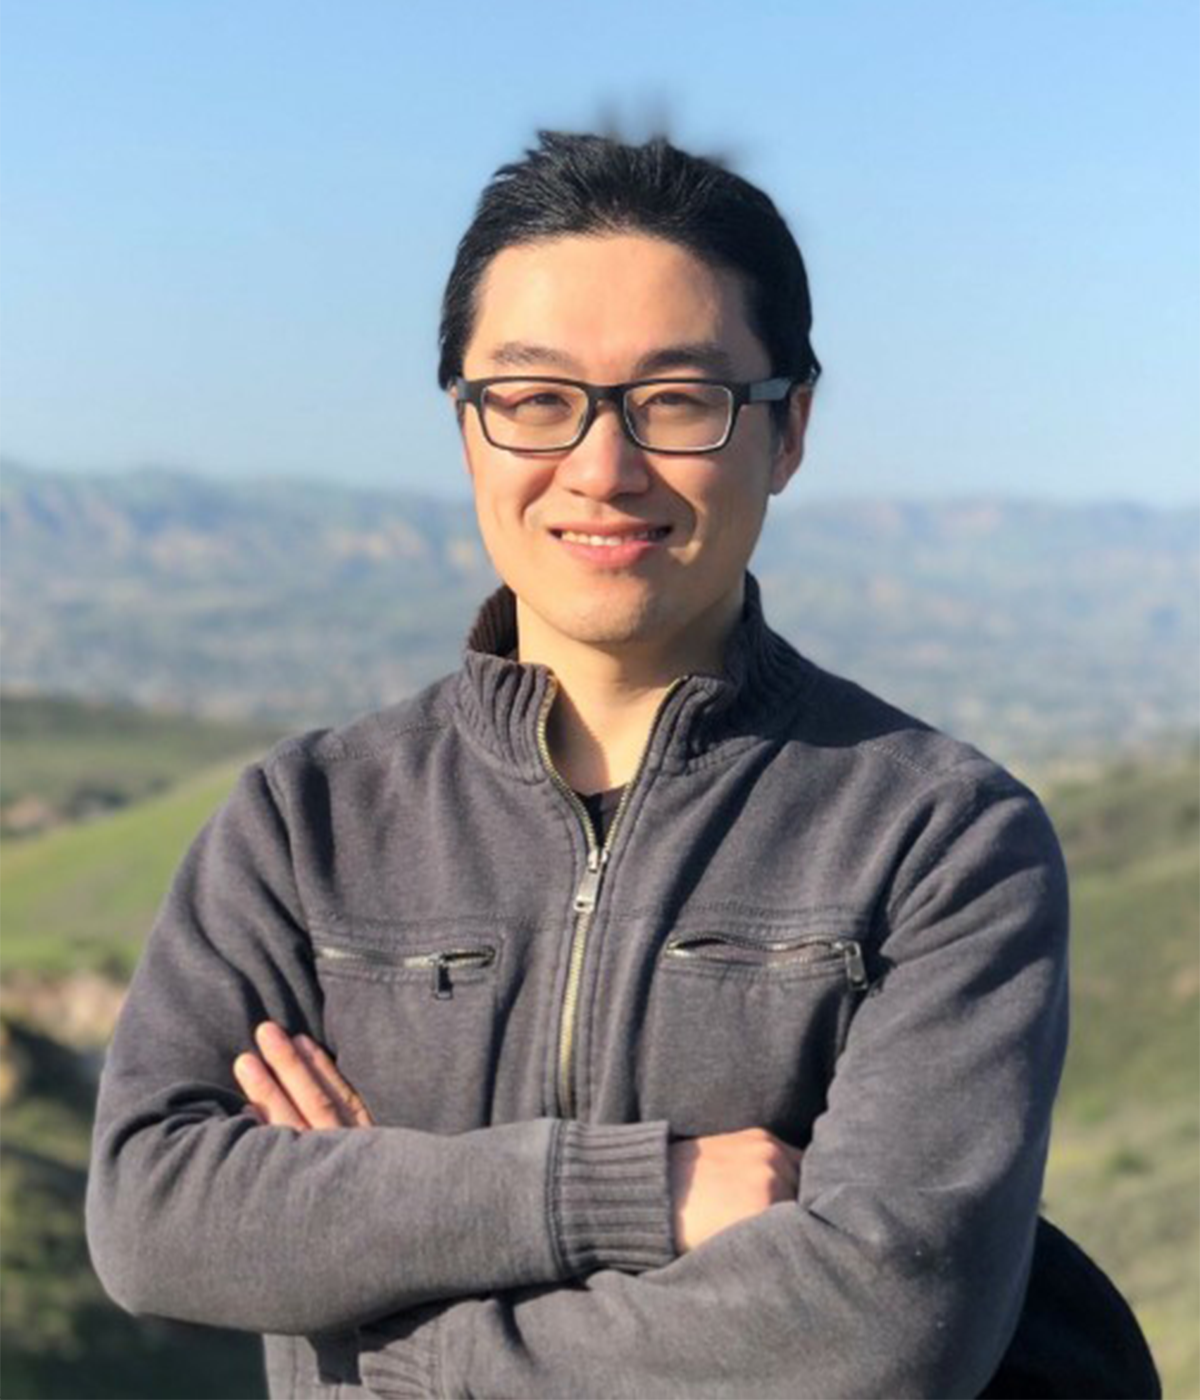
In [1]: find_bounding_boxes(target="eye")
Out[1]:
[484,384,579,423]
[645,390,704,409]
[631,383,728,419]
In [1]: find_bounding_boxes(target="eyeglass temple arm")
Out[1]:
[748,366,820,402]
[747,376,797,403]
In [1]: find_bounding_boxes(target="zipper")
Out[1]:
[314,942,496,999]
[665,933,868,989]
[538,674,686,1117]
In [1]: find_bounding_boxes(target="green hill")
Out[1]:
[1,1018,264,1398]
[1,692,280,834]
[1,693,283,973]
[1,758,250,979]
[1,712,270,1397]
[1041,750,1200,1397]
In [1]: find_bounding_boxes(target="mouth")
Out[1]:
[550,525,672,547]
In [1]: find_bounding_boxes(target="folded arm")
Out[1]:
[238,1022,803,1252]
[86,763,676,1335]
[356,774,1071,1398]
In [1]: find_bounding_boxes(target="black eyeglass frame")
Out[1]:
[451,372,817,455]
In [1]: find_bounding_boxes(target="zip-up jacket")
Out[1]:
[87,576,1070,1398]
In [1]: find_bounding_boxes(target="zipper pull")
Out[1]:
[430,954,453,1000]
[837,939,868,990]
[572,848,606,913]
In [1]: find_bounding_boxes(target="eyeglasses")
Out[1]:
[452,373,815,455]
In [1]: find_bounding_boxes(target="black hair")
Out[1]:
[437,131,820,408]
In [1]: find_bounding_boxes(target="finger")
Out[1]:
[233,1051,309,1131]
[762,1131,805,1170]
[762,1141,802,1196]
[781,1142,804,1171]
[295,1034,375,1127]
[254,1022,344,1130]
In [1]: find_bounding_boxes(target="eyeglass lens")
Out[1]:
[480,380,735,452]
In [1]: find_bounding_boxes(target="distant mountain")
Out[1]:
[2,462,1197,765]
[752,496,1199,764]
[1,462,496,721]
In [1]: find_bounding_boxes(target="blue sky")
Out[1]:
[1,0,1197,503]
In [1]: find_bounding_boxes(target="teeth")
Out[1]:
[559,529,664,546]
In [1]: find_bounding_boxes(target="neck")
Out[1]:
[516,589,743,792]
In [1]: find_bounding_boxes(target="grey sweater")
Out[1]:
[87,577,1069,1398]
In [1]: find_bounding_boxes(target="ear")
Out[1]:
[769,387,814,496]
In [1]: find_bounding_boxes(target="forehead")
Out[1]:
[464,233,769,377]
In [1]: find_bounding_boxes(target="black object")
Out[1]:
[981,1217,1160,1398]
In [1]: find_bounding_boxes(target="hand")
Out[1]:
[669,1126,803,1253]
[234,1021,374,1130]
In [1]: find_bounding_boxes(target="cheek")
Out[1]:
[474,489,520,559]
[469,460,554,548]
[687,473,769,543]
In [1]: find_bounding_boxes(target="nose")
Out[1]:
[554,401,652,500]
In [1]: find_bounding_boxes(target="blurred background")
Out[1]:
[1,0,1196,1395]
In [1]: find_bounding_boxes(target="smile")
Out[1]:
[554,527,671,547]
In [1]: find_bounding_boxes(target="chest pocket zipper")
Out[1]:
[664,933,868,989]
[313,943,496,999]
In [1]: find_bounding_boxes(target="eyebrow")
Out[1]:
[488,342,582,371]
[634,343,737,378]
[484,341,738,379]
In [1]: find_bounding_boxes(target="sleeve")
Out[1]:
[355,774,1070,1399]
[85,762,675,1337]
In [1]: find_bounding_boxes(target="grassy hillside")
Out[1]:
[1,703,273,1396]
[1,758,249,979]
[1,694,283,976]
[1042,751,1200,1397]
[1,692,280,830]
[1,1019,265,1399]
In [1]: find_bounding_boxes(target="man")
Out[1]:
[88,132,1071,1397]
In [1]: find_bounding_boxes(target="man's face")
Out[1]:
[457,233,810,668]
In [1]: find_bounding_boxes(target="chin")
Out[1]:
[540,594,668,648]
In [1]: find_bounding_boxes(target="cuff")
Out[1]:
[358,1304,441,1399]
[551,1118,676,1277]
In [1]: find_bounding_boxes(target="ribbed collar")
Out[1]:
[453,573,816,781]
